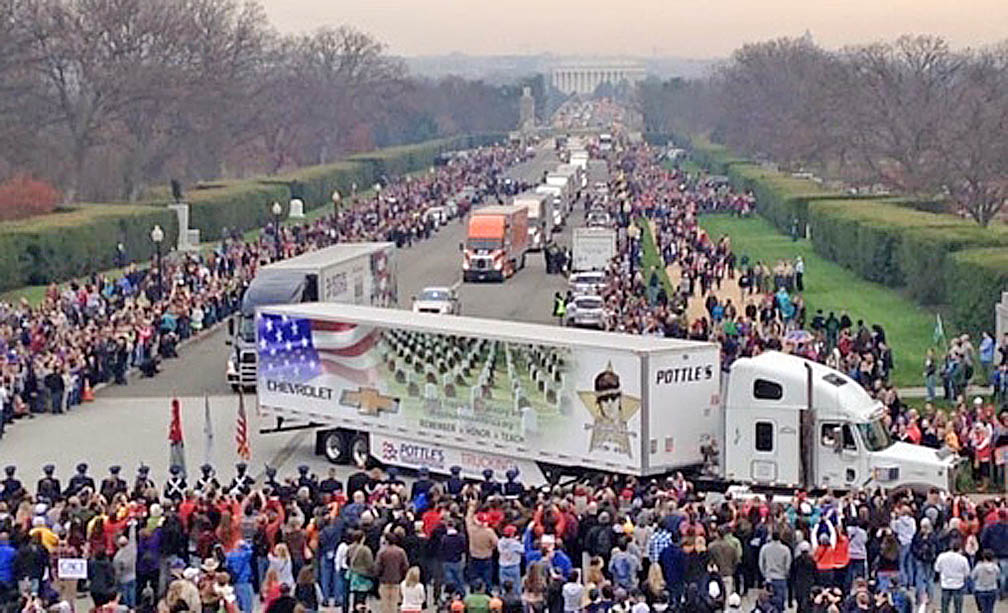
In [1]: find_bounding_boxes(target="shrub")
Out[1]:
[944,248,1008,335]
[0,205,177,290]
[0,175,63,221]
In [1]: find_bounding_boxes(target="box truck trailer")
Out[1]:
[226,243,397,390]
[255,304,962,492]
[572,227,617,272]
[512,191,553,251]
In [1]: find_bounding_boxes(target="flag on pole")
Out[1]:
[932,313,946,345]
[203,395,214,466]
[168,397,187,478]
[236,392,250,461]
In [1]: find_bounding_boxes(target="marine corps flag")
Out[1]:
[168,397,187,478]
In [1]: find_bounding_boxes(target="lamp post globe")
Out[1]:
[270,202,282,258]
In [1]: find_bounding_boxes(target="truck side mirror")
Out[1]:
[458,242,464,252]
[227,317,235,336]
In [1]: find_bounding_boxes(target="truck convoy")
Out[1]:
[572,227,617,272]
[511,191,552,251]
[462,205,529,282]
[255,303,961,493]
[226,243,397,390]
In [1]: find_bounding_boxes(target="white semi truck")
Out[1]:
[572,227,617,272]
[255,303,962,492]
[226,243,397,390]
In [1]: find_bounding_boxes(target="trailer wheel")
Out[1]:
[350,434,370,467]
[321,430,349,464]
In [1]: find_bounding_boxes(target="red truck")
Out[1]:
[462,205,529,282]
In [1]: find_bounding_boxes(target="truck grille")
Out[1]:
[240,351,257,384]
[475,259,488,269]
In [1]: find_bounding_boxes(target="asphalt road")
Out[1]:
[0,145,608,486]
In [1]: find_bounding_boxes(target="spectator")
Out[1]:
[934,538,969,613]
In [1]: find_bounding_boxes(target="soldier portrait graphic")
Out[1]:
[578,363,640,458]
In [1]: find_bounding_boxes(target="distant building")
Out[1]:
[519,86,535,130]
[550,61,646,95]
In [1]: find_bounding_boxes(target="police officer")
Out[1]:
[37,465,61,502]
[132,464,156,498]
[552,292,566,324]
[480,468,500,497]
[263,466,282,495]
[503,468,524,499]
[296,465,318,497]
[228,462,254,495]
[163,465,187,501]
[99,466,127,501]
[1,466,24,503]
[194,464,219,494]
[65,463,95,497]
[385,466,405,489]
[410,466,434,501]
[446,466,465,497]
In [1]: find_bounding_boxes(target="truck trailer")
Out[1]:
[254,304,961,493]
[226,243,397,390]
[572,227,617,272]
[511,191,552,251]
[462,205,529,282]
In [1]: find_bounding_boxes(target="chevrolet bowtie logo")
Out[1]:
[340,387,400,416]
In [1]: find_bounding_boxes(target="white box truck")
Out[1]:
[573,227,617,271]
[511,191,552,251]
[226,243,397,390]
[255,303,962,493]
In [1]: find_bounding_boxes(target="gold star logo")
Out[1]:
[578,363,641,458]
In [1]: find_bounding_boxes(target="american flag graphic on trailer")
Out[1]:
[257,313,380,386]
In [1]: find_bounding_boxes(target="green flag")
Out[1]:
[932,313,946,345]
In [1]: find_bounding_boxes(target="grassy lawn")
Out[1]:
[700,214,938,388]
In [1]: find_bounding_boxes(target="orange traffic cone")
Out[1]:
[82,379,95,402]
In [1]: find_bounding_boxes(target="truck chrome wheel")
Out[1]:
[322,431,349,464]
[351,434,370,467]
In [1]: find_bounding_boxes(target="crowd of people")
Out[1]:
[0,459,1006,613]
[0,144,531,437]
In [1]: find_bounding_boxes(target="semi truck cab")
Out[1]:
[723,352,962,493]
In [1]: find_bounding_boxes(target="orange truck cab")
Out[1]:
[462,205,529,282]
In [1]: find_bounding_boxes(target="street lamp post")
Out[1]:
[331,189,341,217]
[150,224,164,301]
[271,201,282,259]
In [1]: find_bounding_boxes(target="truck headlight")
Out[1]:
[494,260,503,270]
[462,260,470,270]
[226,359,237,375]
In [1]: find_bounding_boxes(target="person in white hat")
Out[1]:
[727,593,742,609]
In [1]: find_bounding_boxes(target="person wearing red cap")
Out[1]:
[498,525,523,596]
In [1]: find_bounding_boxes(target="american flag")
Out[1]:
[236,392,250,461]
[257,313,380,386]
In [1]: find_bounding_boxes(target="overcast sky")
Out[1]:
[260,0,1008,57]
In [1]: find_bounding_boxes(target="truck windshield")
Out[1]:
[239,315,256,343]
[468,238,502,250]
[857,418,893,452]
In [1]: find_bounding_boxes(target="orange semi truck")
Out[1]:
[462,205,529,282]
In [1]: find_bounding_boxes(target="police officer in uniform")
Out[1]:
[1,466,24,503]
[65,463,96,497]
[37,465,61,502]
[99,466,127,501]
[552,292,566,324]
[228,462,254,495]
[296,465,318,498]
[194,464,220,494]
[163,465,187,501]
[446,466,465,497]
[503,468,524,499]
[480,468,500,497]
[410,466,434,501]
[132,464,156,498]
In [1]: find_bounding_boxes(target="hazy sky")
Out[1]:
[261,1,1008,57]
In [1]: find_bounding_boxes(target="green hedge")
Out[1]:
[681,134,1008,334]
[0,205,178,290]
[944,248,1008,334]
